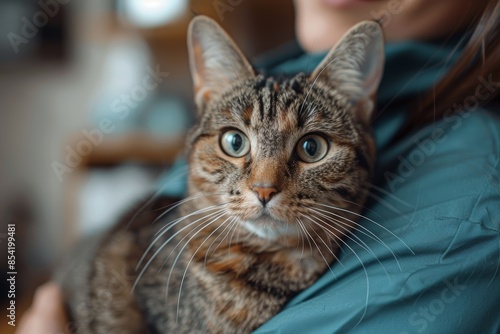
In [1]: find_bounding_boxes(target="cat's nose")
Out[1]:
[252,184,280,206]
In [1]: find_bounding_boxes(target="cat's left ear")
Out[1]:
[188,16,255,107]
[310,21,385,124]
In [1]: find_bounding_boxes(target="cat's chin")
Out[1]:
[241,214,299,241]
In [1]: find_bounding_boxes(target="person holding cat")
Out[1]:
[18,0,499,333]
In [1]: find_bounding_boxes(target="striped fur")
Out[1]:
[59,16,384,333]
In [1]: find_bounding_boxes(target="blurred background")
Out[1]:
[0,0,295,331]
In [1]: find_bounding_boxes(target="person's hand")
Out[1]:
[16,282,70,334]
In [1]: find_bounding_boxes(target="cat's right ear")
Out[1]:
[188,16,255,108]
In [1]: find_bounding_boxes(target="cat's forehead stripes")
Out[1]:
[206,75,303,134]
[252,76,279,123]
[246,75,310,133]
[240,75,358,147]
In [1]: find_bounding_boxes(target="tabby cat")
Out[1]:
[57,16,384,333]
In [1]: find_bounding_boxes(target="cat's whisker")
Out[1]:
[295,219,306,261]
[369,184,413,208]
[299,72,319,113]
[161,209,228,274]
[359,186,417,224]
[166,211,229,320]
[132,207,227,292]
[135,203,227,271]
[313,203,386,242]
[335,197,384,220]
[152,193,226,228]
[154,164,190,188]
[226,214,243,255]
[176,213,234,322]
[365,191,410,221]
[164,210,229,305]
[205,215,240,264]
[296,218,313,255]
[302,215,370,328]
[298,215,342,269]
[125,190,167,229]
[306,219,343,267]
[124,167,192,227]
[308,207,399,273]
[309,208,386,255]
[297,218,337,279]
[315,203,415,255]
[204,214,237,259]
[304,210,390,278]
[153,202,227,238]
[278,222,293,245]
[158,157,189,178]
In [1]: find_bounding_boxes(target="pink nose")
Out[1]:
[252,185,279,206]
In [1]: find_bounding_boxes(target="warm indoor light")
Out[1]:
[118,0,187,28]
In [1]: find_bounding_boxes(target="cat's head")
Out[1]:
[185,16,384,241]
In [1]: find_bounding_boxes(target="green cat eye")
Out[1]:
[296,134,329,163]
[220,129,250,158]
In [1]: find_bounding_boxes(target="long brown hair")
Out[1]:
[400,0,500,136]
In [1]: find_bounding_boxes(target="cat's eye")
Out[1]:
[220,129,250,158]
[296,134,329,163]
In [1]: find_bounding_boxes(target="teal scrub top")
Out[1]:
[159,38,500,333]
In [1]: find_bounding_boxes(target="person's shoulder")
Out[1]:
[440,104,500,152]
[377,106,500,225]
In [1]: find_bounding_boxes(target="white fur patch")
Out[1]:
[242,220,298,240]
